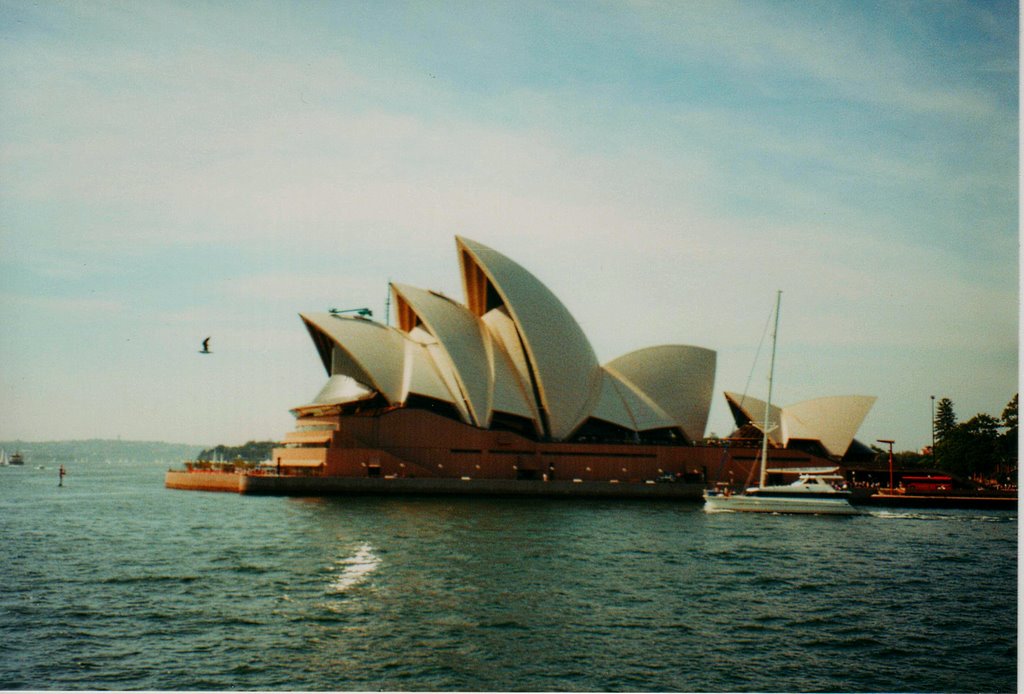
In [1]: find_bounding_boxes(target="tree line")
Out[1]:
[873,394,1017,485]
[197,440,277,463]
[933,394,1016,483]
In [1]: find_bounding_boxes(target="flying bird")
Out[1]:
[199,337,212,354]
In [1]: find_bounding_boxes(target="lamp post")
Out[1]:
[877,439,895,493]
[930,395,936,468]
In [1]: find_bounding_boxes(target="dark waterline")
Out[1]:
[0,461,1016,692]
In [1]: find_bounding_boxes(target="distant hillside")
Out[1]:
[0,439,206,464]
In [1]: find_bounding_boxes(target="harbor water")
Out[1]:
[0,460,1017,692]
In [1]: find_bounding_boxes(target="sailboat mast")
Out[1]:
[760,290,782,488]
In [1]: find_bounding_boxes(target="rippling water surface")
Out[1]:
[0,461,1016,692]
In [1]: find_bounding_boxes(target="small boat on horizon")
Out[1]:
[8,450,24,466]
[702,291,859,516]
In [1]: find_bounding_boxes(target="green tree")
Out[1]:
[934,397,957,442]
[938,414,1001,481]
[963,414,1002,480]
[999,393,1017,472]
[932,397,957,470]
[930,396,1018,484]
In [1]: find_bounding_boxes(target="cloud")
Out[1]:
[627,1,1010,119]
[0,1,1015,447]
[0,292,123,316]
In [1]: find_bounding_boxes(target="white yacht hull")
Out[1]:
[703,491,860,515]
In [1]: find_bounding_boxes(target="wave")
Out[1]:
[327,542,380,594]
[867,509,1017,523]
[99,574,200,585]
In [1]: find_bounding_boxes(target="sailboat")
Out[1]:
[703,291,859,515]
[0,449,8,466]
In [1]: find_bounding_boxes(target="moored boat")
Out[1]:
[702,291,859,516]
[704,468,859,514]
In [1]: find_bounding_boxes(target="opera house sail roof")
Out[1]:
[724,391,877,459]
[299,236,718,445]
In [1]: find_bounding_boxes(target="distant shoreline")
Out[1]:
[0,439,207,464]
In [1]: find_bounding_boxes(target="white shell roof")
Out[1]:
[302,313,408,403]
[724,391,778,446]
[585,372,638,431]
[595,370,677,432]
[296,237,719,444]
[392,283,491,426]
[457,236,602,440]
[301,312,459,408]
[481,307,534,398]
[403,337,461,407]
[782,395,877,458]
[724,391,785,444]
[724,390,876,457]
[482,324,540,426]
[312,374,375,405]
[606,345,717,441]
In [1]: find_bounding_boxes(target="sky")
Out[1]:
[0,0,1018,451]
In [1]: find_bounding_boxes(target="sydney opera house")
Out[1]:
[168,236,876,497]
